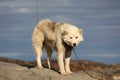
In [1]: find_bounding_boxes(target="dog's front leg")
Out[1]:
[57,46,66,75]
[65,47,73,74]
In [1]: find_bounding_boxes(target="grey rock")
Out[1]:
[0,61,98,80]
[0,61,120,80]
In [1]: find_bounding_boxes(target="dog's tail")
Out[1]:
[31,27,37,55]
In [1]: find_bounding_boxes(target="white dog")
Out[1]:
[32,19,84,75]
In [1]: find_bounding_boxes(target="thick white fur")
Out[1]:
[32,19,84,75]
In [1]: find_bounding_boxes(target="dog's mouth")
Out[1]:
[67,42,77,47]
[62,39,76,47]
[63,41,75,48]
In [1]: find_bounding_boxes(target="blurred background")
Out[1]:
[0,0,120,64]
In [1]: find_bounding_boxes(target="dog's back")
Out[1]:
[32,19,57,50]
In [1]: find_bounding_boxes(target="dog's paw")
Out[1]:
[66,71,73,75]
[37,66,43,70]
[61,72,67,76]
[61,73,67,76]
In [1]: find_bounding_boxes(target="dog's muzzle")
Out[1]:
[73,43,76,47]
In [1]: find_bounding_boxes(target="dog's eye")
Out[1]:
[75,37,78,39]
[70,37,72,39]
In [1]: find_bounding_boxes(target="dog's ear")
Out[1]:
[79,29,83,35]
[62,31,69,36]
[79,29,84,41]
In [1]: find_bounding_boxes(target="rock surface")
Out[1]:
[0,58,120,80]
[0,61,97,80]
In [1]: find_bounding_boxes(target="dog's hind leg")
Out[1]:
[32,27,44,69]
[34,42,44,69]
[45,46,52,69]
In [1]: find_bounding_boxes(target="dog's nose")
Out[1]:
[73,43,76,47]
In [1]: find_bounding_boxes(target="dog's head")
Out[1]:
[62,28,84,47]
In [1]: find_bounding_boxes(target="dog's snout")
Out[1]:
[73,43,76,47]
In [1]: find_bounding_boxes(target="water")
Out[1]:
[0,0,120,64]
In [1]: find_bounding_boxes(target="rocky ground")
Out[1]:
[0,57,120,80]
